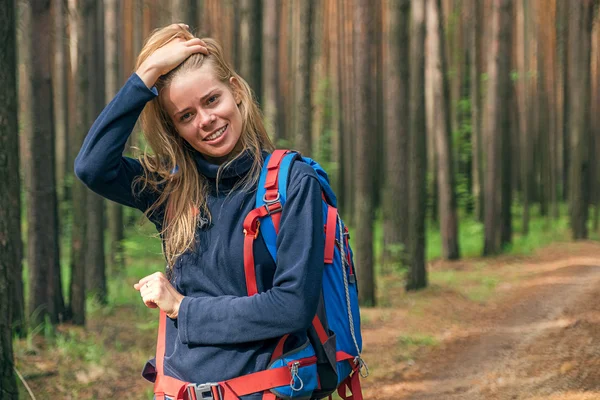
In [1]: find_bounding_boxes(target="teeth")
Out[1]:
[205,125,227,141]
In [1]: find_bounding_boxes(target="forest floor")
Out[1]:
[362,241,600,400]
[14,241,600,399]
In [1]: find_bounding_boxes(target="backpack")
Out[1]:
[151,150,367,400]
[246,150,368,399]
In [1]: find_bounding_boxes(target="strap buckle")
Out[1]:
[263,192,282,215]
[186,382,223,400]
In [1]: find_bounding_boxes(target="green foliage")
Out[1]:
[430,268,499,303]
[54,330,104,364]
[453,96,475,214]
[397,334,439,361]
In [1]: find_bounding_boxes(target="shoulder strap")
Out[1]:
[256,150,299,262]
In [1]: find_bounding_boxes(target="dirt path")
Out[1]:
[365,253,600,400]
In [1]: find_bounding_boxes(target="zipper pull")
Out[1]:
[289,361,304,392]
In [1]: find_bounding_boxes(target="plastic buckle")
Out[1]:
[187,382,222,400]
[263,193,282,215]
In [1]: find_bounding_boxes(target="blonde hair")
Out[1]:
[134,25,274,268]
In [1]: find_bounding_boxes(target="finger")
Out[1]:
[187,45,209,56]
[185,38,206,47]
[185,39,209,55]
[170,23,190,31]
[139,284,158,307]
[142,295,159,308]
[136,271,164,287]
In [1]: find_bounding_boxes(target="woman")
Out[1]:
[75,24,324,399]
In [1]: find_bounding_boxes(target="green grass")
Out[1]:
[425,204,571,260]
[397,334,440,361]
[429,267,500,303]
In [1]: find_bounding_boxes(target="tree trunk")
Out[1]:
[483,0,512,256]
[68,0,93,325]
[8,0,26,337]
[372,1,384,210]
[407,0,428,291]
[339,0,355,224]
[383,0,410,272]
[470,0,484,222]
[171,0,191,24]
[27,0,64,327]
[105,0,125,274]
[516,0,530,235]
[240,0,262,103]
[85,0,107,303]
[53,0,69,210]
[568,0,594,240]
[0,0,20,395]
[560,0,569,203]
[262,0,280,142]
[293,0,313,156]
[354,0,376,305]
[427,0,460,260]
[501,83,514,246]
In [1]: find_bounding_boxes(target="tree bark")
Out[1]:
[383,0,410,272]
[171,0,191,24]
[27,0,65,326]
[470,0,484,222]
[293,0,314,156]
[68,0,93,325]
[53,0,69,209]
[262,0,280,142]
[515,0,530,235]
[427,0,460,260]
[568,0,594,240]
[482,0,512,256]
[240,0,262,103]
[85,0,107,303]
[407,0,428,291]
[354,0,376,305]
[105,0,125,275]
[0,0,20,395]
[560,0,569,203]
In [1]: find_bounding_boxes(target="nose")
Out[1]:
[197,110,216,130]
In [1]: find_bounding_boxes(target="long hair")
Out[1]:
[134,25,274,268]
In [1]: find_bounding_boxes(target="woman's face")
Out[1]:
[162,65,243,164]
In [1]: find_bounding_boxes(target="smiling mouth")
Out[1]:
[204,125,228,141]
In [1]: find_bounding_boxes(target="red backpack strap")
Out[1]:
[154,310,190,400]
[263,149,289,233]
[242,150,290,296]
[324,205,337,264]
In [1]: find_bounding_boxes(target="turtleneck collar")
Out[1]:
[193,149,256,183]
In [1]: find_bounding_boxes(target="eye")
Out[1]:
[179,112,193,122]
[207,95,219,105]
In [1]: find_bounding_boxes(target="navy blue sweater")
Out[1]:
[75,73,324,397]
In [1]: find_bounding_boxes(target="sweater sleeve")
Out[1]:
[74,73,159,211]
[176,168,325,345]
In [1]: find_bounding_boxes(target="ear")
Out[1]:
[229,76,242,105]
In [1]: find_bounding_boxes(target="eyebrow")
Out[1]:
[173,88,220,117]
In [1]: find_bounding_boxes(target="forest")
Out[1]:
[2,0,600,399]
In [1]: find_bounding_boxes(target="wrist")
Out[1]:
[168,294,185,319]
[136,64,161,89]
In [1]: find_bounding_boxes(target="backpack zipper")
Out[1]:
[287,356,317,392]
[287,355,317,369]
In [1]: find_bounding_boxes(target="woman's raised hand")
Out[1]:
[134,271,185,319]
[136,23,209,89]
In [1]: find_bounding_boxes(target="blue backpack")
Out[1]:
[151,150,368,400]
[241,150,368,400]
